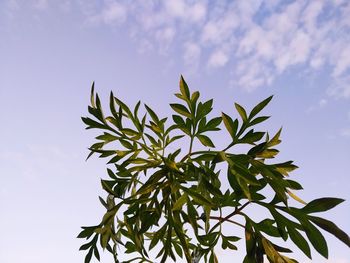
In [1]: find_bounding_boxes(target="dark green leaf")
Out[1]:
[145,104,159,123]
[302,220,328,258]
[197,134,215,147]
[222,112,238,138]
[205,117,222,131]
[170,103,191,118]
[302,198,345,214]
[249,116,270,126]
[287,226,311,258]
[90,82,95,108]
[309,216,350,247]
[85,248,93,263]
[180,75,190,100]
[172,193,188,211]
[249,96,273,119]
[235,102,247,122]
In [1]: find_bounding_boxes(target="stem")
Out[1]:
[188,135,194,156]
[210,216,245,229]
[180,150,220,163]
[208,201,250,234]
[222,122,247,152]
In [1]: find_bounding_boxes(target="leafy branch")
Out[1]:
[79,76,349,263]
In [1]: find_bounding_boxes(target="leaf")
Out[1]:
[77,226,99,239]
[172,193,188,211]
[249,116,270,126]
[180,75,190,100]
[287,226,311,258]
[245,221,255,254]
[275,161,298,176]
[93,247,100,261]
[191,91,200,104]
[205,117,222,131]
[149,225,166,250]
[90,82,95,108]
[235,102,247,122]
[145,104,159,124]
[287,189,307,205]
[286,179,303,190]
[308,216,350,247]
[197,99,213,118]
[302,198,345,214]
[170,103,191,118]
[180,186,213,207]
[197,134,215,147]
[222,112,238,138]
[249,96,273,119]
[81,117,106,130]
[302,220,328,258]
[239,130,265,144]
[268,128,282,147]
[85,248,93,263]
[261,237,278,262]
[172,114,185,125]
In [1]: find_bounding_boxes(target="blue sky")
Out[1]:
[0,0,349,262]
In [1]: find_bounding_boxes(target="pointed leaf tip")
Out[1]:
[179,75,190,99]
[249,95,273,119]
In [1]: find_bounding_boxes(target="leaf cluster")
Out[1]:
[79,77,349,263]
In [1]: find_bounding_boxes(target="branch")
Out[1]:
[208,201,250,234]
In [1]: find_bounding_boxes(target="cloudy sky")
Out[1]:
[0,0,349,262]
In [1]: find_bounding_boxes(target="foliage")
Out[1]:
[79,76,349,263]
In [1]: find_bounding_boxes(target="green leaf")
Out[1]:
[172,193,188,211]
[170,103,191,118]
[82,117,107,130]
[287,226,311,258]
[249,96,273,119]
[235,102,247,122]
[239,130,265,144]
[302,220,328,258]
[245,221,255,254]
[197,99,213,118]
[222,112,238,138]
[90,82,95,108]
[149,225,167,250]
[85,247,93,263]
[267,128,282,147]
[302,198,345,214]
[180,186,213,207]
[197,134,215,147]
[205,117,222,131]
[191,91,200,104]
[249,116,270,126]
[179,75,190,100]
[309,216,350,247]
[145,104,159,123]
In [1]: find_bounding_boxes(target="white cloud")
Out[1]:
[88,0,127,26]
[201,9,239,45]
[332,46,350,77]
[11,0,350,97]
[183,42,201,70]
[155,26,176,53]
[208,49,229,68]
[328,75,350,98]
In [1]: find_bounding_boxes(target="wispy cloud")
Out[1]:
[87,0,127,26]
[5,0,350,97]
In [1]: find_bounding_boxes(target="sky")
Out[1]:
[0,0,349,262]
